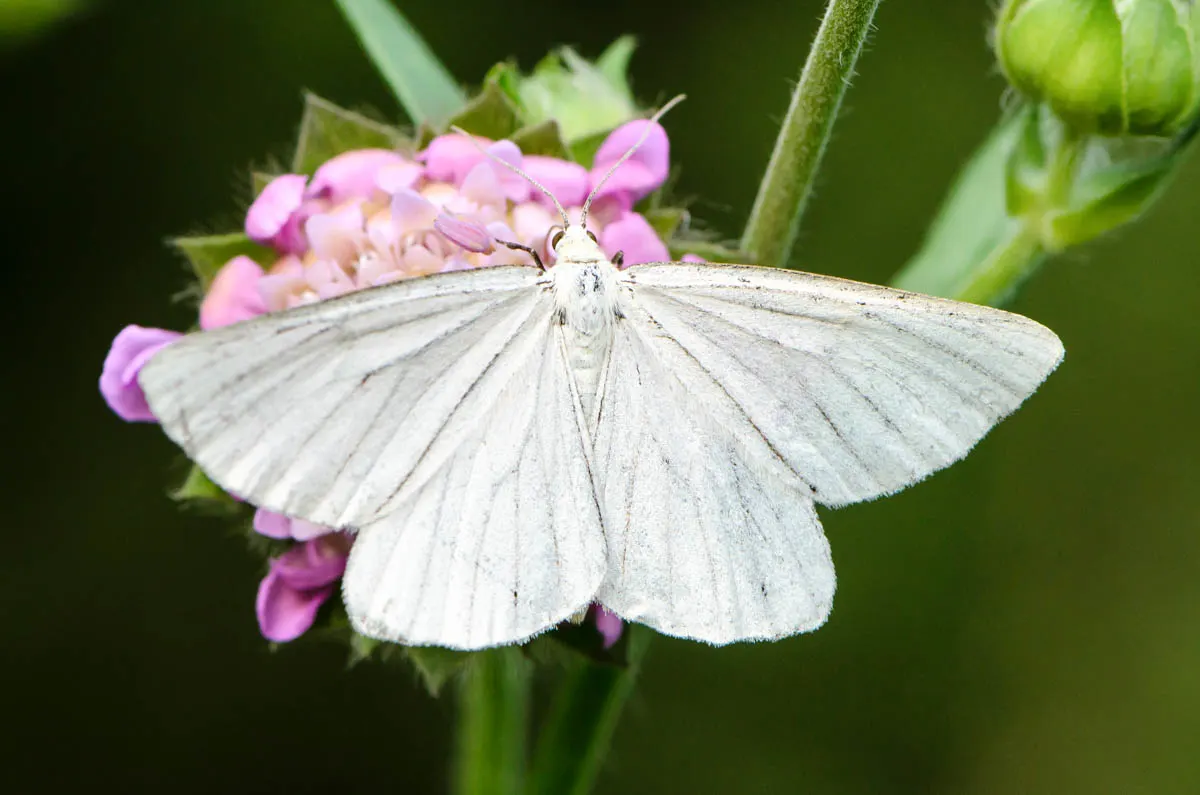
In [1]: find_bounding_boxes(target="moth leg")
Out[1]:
[612,250,625,268]
[498,239,544,271]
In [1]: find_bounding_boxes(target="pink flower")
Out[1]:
[100,325,183,422]
[256,534,350,643]
[601,211,670,267]
[591,605,624,649]
[589,120,669,210]
[253,508,334,541]
[200,256,267,329]
[523,155,590,209]
[245,174,310,255]
[118,121,681,648]
[307,149,406,203]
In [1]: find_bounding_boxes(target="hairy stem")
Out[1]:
[740,0,883,268]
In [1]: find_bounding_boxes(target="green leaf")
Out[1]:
[891,108,1027,298]
[510,120,572,159]
[444,79,521,140]
[407,646,473,697]
[292,92,408,174]
[333,0,466,126]
[171,232,274,290]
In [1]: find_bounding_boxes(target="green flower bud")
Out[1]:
[996,0,1200,136]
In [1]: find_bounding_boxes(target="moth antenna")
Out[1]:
[580,94,686,227]
[447,125,571,227]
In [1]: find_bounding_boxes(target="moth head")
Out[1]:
[448,94,686,257]
[549,224,603,263]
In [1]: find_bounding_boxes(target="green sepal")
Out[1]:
[1005,104,1049,217]
[642,206,689,242]
[484,60,525,112]
[443,79,521,140]
[668,239,751,264]
[1046,150,1178,248]
[250,171,277,196]
[517,39,639,145]
[510,119,572,160]
[593,35,637,96]
[405,646,475,696]
[540,618,638,668]
[348,632,382,666]
[170,232,275,291]
[292,92,408,174]
[567,129,610,168]
[171,464,240,513]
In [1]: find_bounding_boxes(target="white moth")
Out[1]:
[140,103,1064,651]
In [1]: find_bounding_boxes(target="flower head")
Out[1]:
[106,113,681,648]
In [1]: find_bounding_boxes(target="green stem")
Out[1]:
[740,0,883,268]
[951,224,1046,305]
[452,648,530,795]
[528,627,651,795]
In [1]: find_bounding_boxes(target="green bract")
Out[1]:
[493,36,639,147]
[996,0,1200,136]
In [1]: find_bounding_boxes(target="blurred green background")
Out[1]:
[5,1,1199,792]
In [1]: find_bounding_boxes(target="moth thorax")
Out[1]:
[552,258,620,336]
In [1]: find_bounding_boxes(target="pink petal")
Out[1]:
[289,519,334,541]
[523,156,590,209]
[682,253,705,263]
[589,120,670,209]
[200,256,266,330]
[421,134,530,202]
[458,161,507,208]
[600,212,669,267]
[403,244,445,276]
[99,325,183,422]
[422,133,493,185]
[252,508,292,539]
[435,211,494,253]
[391,189,439,234]
[307,149,407,203]
[255,568,334,643]
[592,605,624,649]
[510,203,557,246]
[245,174,310,254]
[376,161,423,194]
[271,537,348,591]
[305,204,365,264]
[486,140,530,203]
[253,508,334,541]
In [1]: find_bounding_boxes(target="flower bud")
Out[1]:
[995,0,1200,136]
